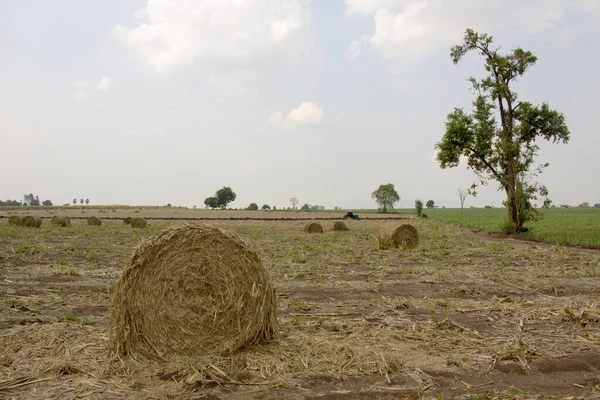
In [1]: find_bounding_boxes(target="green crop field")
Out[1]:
[389,207,600,248]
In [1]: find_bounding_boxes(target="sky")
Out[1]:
[1,0,599,210]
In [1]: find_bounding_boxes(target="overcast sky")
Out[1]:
[1,0,599,209]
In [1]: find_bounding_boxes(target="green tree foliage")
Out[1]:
[215,186,236,208]
[248,203,259,210]
[435,29,570,232]
[42,200,53,206]
[426,200,435,209]
[371,184,400,213]
[594,203,600,209]
[204,197,219,210]
[578,202,590,208]
[300,203,310,210]
[415,199,423,217]
[80,199,84,205]
[0,199,21,206]
[261,204,271,210]
[85,199,89,205]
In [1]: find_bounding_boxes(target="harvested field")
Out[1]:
[1,208,600,399]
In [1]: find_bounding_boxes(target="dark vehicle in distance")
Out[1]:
[343,211,360,220]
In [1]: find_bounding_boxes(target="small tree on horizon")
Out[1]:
[215,186,236,209]
[204,197,219,210]
[300,203,310,211]
[73,199,76,206]
[261,204,271,210]
[80,199,84,205]
[248,203,259,210]
[458,188,468,211]
[290,197,299,210]
[85,199,89,205]
[371,184,400,213]
[426,200,435,209]
[415,199,424,217]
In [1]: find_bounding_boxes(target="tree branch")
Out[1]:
[468,147,507,188]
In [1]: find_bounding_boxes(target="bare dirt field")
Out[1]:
[1,208,600,399]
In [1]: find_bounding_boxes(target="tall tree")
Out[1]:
[371,184,400,213]
[436,29,570,231]
[458,188,468,211]
[289,197,299,210]
[215,186,236,209]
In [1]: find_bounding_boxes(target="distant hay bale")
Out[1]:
[110,223,278,359]
[52,215,71,227]
[8,215,22,226]
[378,224,419,250]
[333,221,349,231]
[123,217,133,225]
[21,215,42,228]
[131,217,147,229]
[304,221,323,234]
[87,216,102,226]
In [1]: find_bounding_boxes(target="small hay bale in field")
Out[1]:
[87,216,102,226]
[378,224,419,250]
[304,221,323,234]
[333,221,349,231]
[123,217,133,225]
[131,217,147,228]
[111,223,278,359]
[52,215,71,227]
[8,215,22,226]
[21,215,42,228]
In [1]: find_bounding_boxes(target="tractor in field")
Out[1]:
[343,211,360,220]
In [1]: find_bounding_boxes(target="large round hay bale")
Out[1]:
[333,221,349,231]
[87,216,102,226]
[304,221,323,234]
[52,215,71,227]
[111,223,278,359]
[21,215,42,228]
[378,224,419,250]
[8,215,22,226]
[131,217,147,229]
[123,217,133,225]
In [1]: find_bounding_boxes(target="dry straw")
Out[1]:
[304,221,323,234]
[8,215,22,226]
[21,215,42,228]
[111,223,278,359]
[130,217,147,229]
[123,217,133,225]
[378,223,419,249]
[87,216,102,226]
[333,221,349,231]
[51,215,71,227]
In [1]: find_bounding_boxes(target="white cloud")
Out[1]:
[345,0,406,15]
[72,76,115,99]
[346,0,593,62]
[96,76,114,92]
[111,0,315,77]
[270,101,324,128]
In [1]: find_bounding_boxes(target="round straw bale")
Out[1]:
[123,217,133,225]
[21,215,42,228]
[87,216,102,226]
[304,221,323,234]
[378,224,419,249]
[8,215,22,226]
[333,221,349,231]
[111,223,278,359]
[130,217,147,228]
[52,215,71,227]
